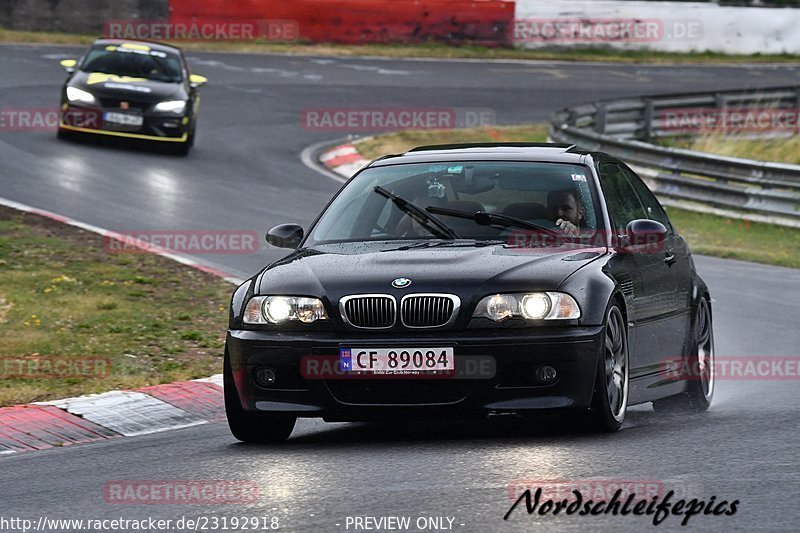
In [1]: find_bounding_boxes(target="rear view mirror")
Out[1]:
[267,224,304,249]
[189,74,208,89]
[619,219,667,253]
[60,59,77,73]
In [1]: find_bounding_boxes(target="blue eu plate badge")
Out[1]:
[339,348,352,371]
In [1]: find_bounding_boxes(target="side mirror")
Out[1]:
[266,224,304,249]
[60,59,77,73]
[189,74,208,89]
[619,219,667,253]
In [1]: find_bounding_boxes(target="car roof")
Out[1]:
[91,38,182,55]
[368,143,593,167]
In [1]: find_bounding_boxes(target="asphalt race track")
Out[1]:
[1,44,799,532]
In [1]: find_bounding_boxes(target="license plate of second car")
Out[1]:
[340,347,455,374]
[103,111,143,126]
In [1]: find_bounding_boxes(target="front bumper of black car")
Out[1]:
[226,326,604,421]
[58,102,191,142]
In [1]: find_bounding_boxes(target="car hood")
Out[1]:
[68,71,183,101]
[256,242,606,303]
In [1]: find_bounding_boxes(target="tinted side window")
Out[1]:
[620,165,673,232]
[598,162,647,231]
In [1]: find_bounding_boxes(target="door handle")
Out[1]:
[664,252,676,265]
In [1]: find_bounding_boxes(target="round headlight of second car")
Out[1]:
[520,293,551,320]
[243,296,328,325]
[485,294,516,321]
[264,296,294,323]
[473,292,580,322]
[295,297,327,324]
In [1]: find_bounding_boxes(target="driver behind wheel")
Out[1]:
[547,189,586,237]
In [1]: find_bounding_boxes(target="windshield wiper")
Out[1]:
[425,206,559,236]
[381,239,505,251]
[374,186,459,239]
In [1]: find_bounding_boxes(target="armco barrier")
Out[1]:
[549,86,800,226]
[168,0,514,45]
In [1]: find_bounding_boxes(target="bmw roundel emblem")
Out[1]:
[391,277,412,289]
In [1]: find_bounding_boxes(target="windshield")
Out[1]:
[80,44,183,83]
[306,161,603,246]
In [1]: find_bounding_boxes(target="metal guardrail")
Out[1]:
[549,86,800,225]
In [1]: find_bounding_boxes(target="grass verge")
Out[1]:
[356,125,800,269]
[662,134,800,165]
[666,207,800,269]
[2,28,800,64]
[355,124,549,160]
[0,205,234,406]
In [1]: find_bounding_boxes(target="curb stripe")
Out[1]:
[320,145,357,161]
[324,152,366,168]
[38,391,207,437]
[138,381,225,421]
[319,143,369,178]
[0,405,119,452]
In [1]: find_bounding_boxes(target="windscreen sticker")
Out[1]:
[104,83,152,93]
[87,73,147,85]
[120,43,151,51]
[571,173,587,182]
[105,44,167,58]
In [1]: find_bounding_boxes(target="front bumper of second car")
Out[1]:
[58,101,191,142]
[226,326,604,421]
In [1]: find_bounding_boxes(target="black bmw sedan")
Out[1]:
[225,143,715,441]
[57,39,206,155]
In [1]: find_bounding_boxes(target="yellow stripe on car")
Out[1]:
[87,73,147,85]
[120,43,151,51]
[58,122,188,143]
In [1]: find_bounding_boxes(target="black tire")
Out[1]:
[172,127,195,156]
[653,297,714,413]
[173,139,192,156]
[56,128,71,140]
[224,349,296,443]
[585,303,629,432]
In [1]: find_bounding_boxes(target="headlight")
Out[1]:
[66,87,96,105]
[473,292,580,321]
[153,100,187,113]
[243,296,328,325]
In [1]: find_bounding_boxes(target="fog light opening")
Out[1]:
[254,367,277,388]
[535,365,558,384]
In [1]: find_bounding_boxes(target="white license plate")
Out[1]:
[340,347,455,374]
[103,112,143,126]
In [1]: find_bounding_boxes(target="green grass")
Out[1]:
[667,206,800,269]
[3,27,800,64]
[662,134,800,165]
[0,206,234,406]
[355,124,549,160]
[357,125,800,269]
